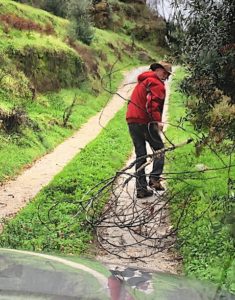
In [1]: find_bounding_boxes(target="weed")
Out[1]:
[63,94,77,127]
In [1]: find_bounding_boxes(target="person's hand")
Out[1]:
[153,122,163,133]
[157,122,164,131]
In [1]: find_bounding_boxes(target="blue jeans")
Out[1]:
[128,123,164,191]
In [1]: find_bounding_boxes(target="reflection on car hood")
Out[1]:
[0,249,234,300]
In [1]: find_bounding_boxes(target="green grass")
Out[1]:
[166,67,235,293]
[0,68,126,181]
[0,107,133,254]
[0,28,74,52]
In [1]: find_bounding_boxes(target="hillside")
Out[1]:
[0,0,167,182]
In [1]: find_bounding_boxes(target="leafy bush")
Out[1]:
[67,0,94,45]
[42,0,69,17]
[0,107,29,133]
[91,0,113,29]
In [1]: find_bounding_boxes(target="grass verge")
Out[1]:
[166,67,235,293]
[0,106,133,254]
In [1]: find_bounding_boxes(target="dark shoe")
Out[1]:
[136,189,153,198]
[149,179,165,191]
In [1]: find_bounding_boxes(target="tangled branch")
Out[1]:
[35,63,234,260]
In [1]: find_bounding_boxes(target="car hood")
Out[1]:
[0,248,234,300]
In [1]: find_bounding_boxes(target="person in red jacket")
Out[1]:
[126,61,172,198]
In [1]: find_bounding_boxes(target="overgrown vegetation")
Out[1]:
[0,0,233,296]
[167,68,235,293]
[110,0,167,47]
[167,0,235,144]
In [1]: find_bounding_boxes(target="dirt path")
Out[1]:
[0,67,146,221]
[96,71,181,274]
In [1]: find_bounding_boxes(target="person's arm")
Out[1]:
[146,83,165,123]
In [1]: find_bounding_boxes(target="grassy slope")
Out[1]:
[0,0,70,52]
[0,0,68,36]
[0,0,163,182]
[166,68,235,293]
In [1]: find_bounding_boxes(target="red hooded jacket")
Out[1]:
[126,71,166,124]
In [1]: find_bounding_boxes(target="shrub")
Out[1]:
[0,107,29,133]
[42,0,69,17]
[67,0,94,45]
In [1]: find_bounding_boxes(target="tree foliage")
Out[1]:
[149,0,235,143]
[173,0,235,143]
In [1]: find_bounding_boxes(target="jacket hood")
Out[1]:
[137,71,159,82]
